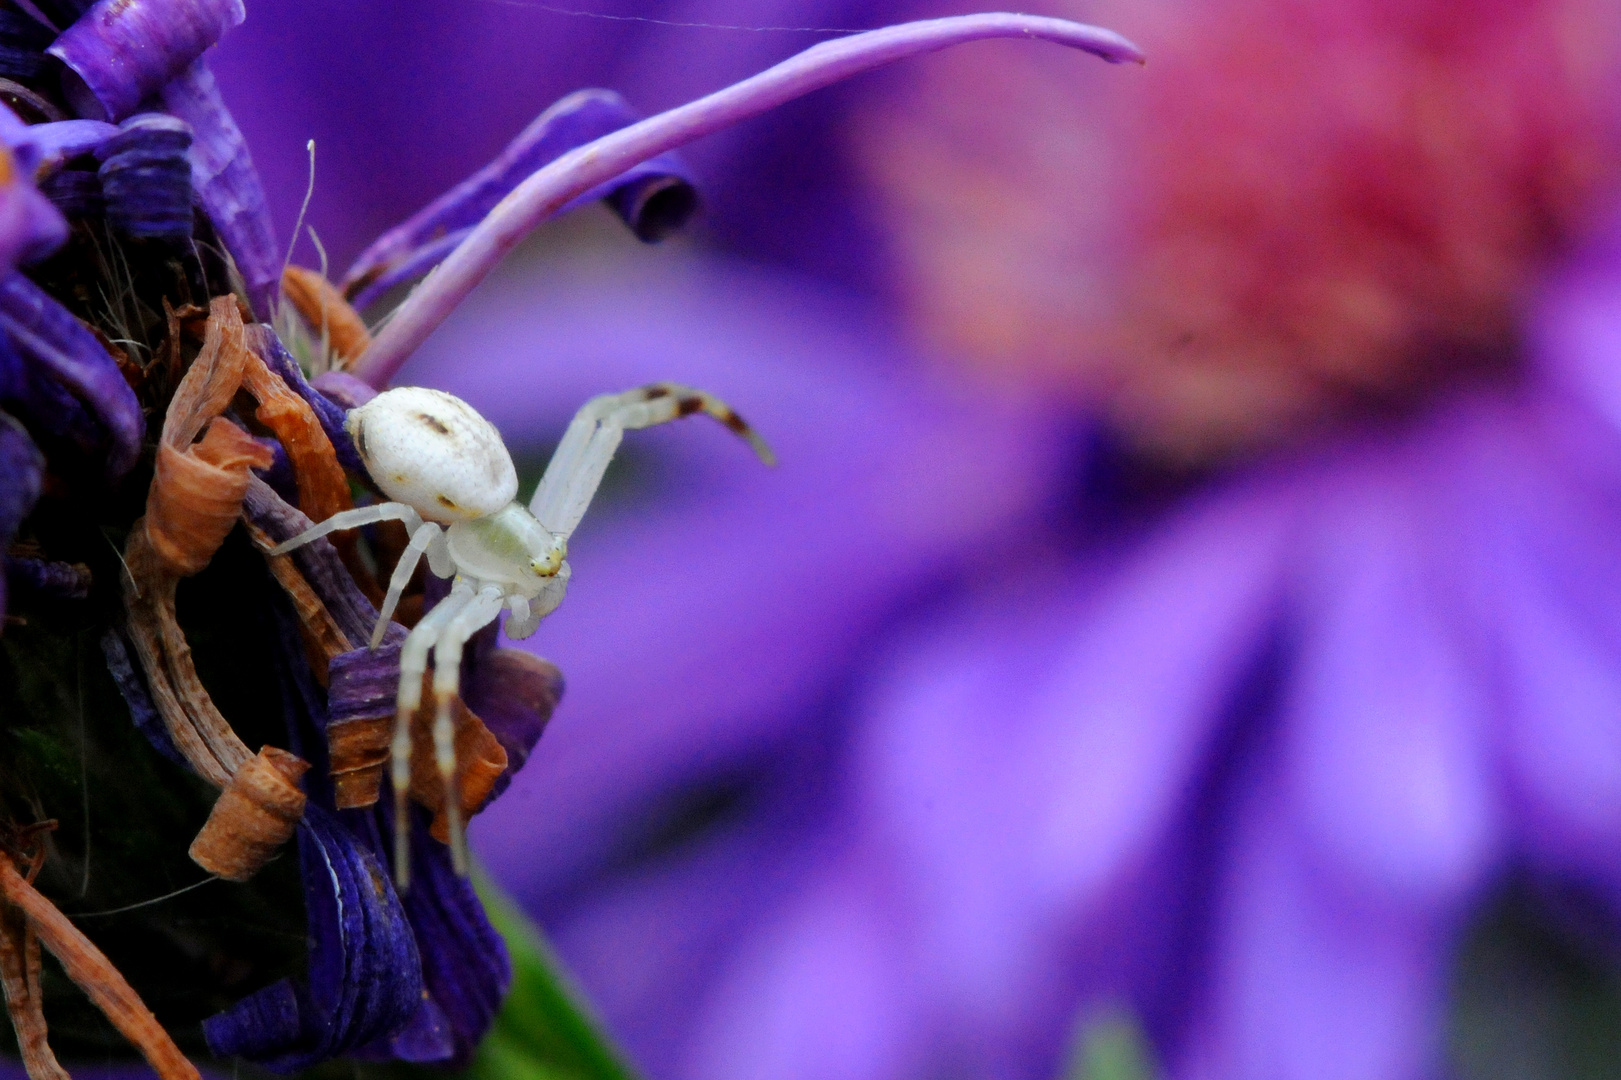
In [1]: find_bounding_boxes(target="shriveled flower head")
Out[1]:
[858,0,1621,459]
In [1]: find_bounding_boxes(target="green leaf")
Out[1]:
[1061,1007,1157,1080]
[463,872,641,1080]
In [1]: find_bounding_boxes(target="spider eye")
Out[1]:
[529,545,565,577]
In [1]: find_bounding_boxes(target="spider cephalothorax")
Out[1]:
[273,382,773,881]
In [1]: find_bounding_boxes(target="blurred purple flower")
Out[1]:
[214,3,1621,1080]
[419,217,1621,1080]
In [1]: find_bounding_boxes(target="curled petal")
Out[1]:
[36,167,101,217]
[94,112,194,241]
[240,348,350,524]
[463,641,562,804]
[147,416,270,574]
[326,640,405,809]
[159,60,279,317]
[188,746,310,882]
[353,12,1143,387]
[202,805,424,1070]
[4,555,90,600]
[343,88,697,307]
[0,271,138,477]
[48,0,244,123]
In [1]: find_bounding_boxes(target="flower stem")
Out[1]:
[351,12,1143,388]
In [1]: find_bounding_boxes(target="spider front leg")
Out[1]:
[266,501,453,647]
[373,519,452,648]
[428,584,508,874]
[504,566,570,640]
[528,383,774,537]
[269,501,426,556]
[392,578,475,886]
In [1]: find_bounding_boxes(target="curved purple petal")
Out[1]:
[353,12,1143,387]
[100,625,188,766]
[393,812,512,1065]
[203,804,424,1071]
[48,0,244,122]
[5,554,91,599]
[1282,432,1503,906]
[816,480,1298,1079]
[159,60,279,317]
[1430,388,1621,895]
[0,318,103,451]
[0,406,42,621]
[684,857,928,1080]
[37,166,102,217]
[308,369,375,411]
[1172,774,1456,1080]
[463,639,562,805]
[344,88,697,308]
[0,6,56,82]
[0,270,141,477]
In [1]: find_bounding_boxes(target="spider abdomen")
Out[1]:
[347,386,518,523]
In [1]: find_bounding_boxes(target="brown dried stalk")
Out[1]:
[0,842,200,1080]
[0,902,66,1080]
[0,826,65,1080]
[281,265,372,368]
[122,530,254,787]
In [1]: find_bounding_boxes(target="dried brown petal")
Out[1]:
[0,855,201,1080]
[188,747,310,882]
[240,350,351,526]
[160,296,249,451]
[141,296,269,577]
[403,672,508,844]
[281,265,372,366]
[245,520,350,682]
[327,716,392,810]
[146,417,273,576]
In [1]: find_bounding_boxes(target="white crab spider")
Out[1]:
[271,382,774,884]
